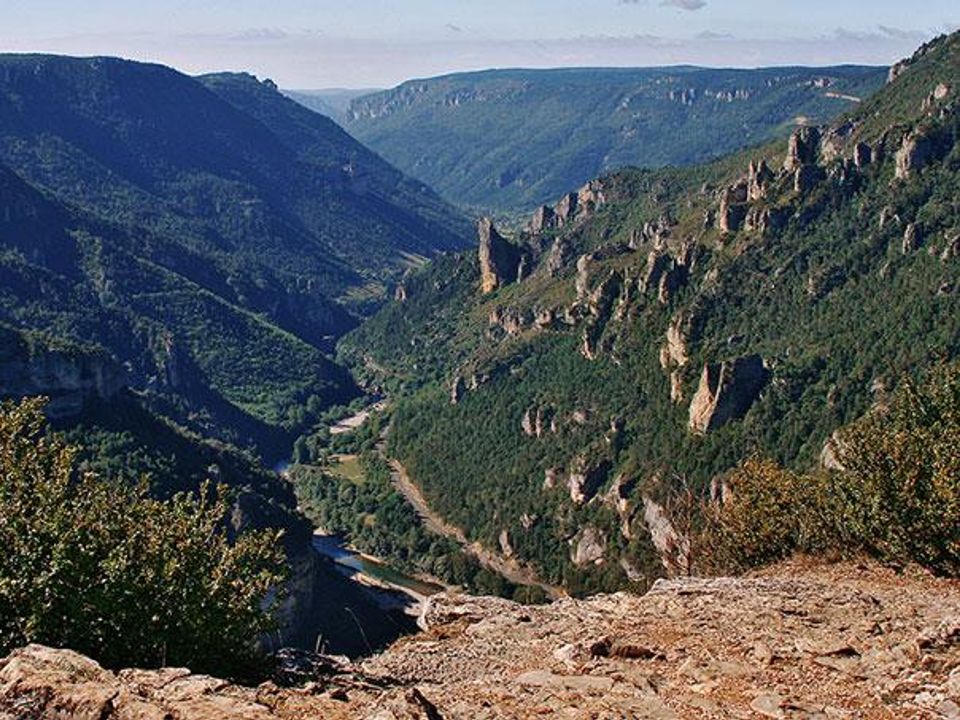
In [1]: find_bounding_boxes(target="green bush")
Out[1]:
[696,363,960,576]
[832,363,960,574]
[0,397,287,679]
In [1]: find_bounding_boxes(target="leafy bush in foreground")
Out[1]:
[695,363,960,576]
[0,397,287,679]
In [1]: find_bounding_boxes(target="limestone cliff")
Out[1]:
[688,355,770,434]
[477,218,523,294]
[0,326,126,418]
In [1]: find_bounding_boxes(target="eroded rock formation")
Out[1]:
[478,218,522,294]
[688,354,770,434]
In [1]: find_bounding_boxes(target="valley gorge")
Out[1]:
[0,21,958,720]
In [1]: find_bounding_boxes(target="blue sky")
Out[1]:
[1,0,958,88]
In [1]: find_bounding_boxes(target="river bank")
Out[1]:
[311,531,445,614]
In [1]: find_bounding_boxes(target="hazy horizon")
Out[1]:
[1,0,957,87]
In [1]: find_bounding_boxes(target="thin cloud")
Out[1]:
[662,0,707,10]
[618,0,707,10]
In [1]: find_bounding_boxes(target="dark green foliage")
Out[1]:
[341,33,960,592]
[0,397,287,680]
[292,452,543,600]
[342,65,886,213]
[0,54,470,452]
[832,363,960,574]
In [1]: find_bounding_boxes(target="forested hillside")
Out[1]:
[0,55,470,453]
[341,33,960,595]
[341,65,887,213]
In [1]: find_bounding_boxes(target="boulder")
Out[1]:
[688,355,770,434]
[478,217,522,294]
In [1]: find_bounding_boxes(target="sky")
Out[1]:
[0,1,958,89]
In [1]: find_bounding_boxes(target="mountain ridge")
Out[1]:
[337,63,888,213]
[0,53,471,453]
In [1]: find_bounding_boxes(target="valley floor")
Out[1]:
[388,457,563,599]
[2,560,958,719]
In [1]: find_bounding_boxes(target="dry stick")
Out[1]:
[344,607,374,655]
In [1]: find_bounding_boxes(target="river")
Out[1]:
[311,531,444,600]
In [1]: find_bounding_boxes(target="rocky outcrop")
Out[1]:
[718,180,749,233]
[642,495,690,576]
[580,271,622,360]
[639,250,672,293]
[0,331,126,418]
[477,217,522,294]
[545,237,571,276]
[450,375,466,404]
[783,126,821,172]
[5,561,958,718]
[521,404,556,438]
[903,222,924,254]
[688,354,770,434]
[941,232,960,261]
[574,253,593,300]
[529,205,556,234]
[570,526,606,566]
[659,316,689,370]
[566,456,612,505]
[555,192,579,226]
[895,131,939,180]
[657,264,687,305]
[747,159,774,201]
[853,141,874,168]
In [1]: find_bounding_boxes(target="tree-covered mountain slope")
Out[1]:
[340,65,887,214]
[342,32,960,595]
[0,55,470,453]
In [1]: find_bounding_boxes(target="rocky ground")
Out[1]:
[1,560,958,719]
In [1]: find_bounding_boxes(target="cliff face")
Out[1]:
[2,561,957,719]
[0,328,126,418]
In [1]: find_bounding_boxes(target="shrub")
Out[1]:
[0,397,287,679]
[694,363,960,576]
[692,458,834,573]
[833,362,960,574]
